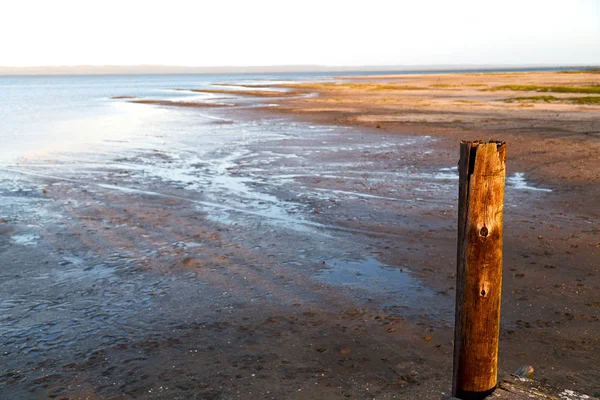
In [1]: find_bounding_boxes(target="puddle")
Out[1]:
[315,258,453,320]
[315,257,429,298]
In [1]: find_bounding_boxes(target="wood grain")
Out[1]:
[453,141,507,399]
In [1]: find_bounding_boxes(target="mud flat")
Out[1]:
[0,71,598,399]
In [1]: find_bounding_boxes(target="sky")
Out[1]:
[1,0,599,67]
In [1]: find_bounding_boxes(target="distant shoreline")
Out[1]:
[0,64,597,76]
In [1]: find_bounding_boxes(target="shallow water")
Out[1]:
[0,73,321,163]
[315,257,430,298]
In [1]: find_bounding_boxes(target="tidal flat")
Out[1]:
[0,71,598,399]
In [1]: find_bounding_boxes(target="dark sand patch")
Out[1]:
[175,88,301,98]
[212,83,277,89]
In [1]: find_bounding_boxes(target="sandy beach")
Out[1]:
[1,71,598,399]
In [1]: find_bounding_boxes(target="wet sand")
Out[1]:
[1,71,598,399]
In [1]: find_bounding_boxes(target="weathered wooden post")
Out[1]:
[452,140,507,399]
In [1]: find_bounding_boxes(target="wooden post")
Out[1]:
[452,140,507,400]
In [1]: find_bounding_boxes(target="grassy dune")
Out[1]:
[491,84,600,94]
[504,96,600,104]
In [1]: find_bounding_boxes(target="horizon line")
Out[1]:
[0,63,597,76]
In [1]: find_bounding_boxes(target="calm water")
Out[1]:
[0,67,583,164]
[0,73,311,163]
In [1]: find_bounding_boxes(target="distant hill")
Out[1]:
[0,64,596,76]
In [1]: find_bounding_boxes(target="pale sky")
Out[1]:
[1,0,599,67]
